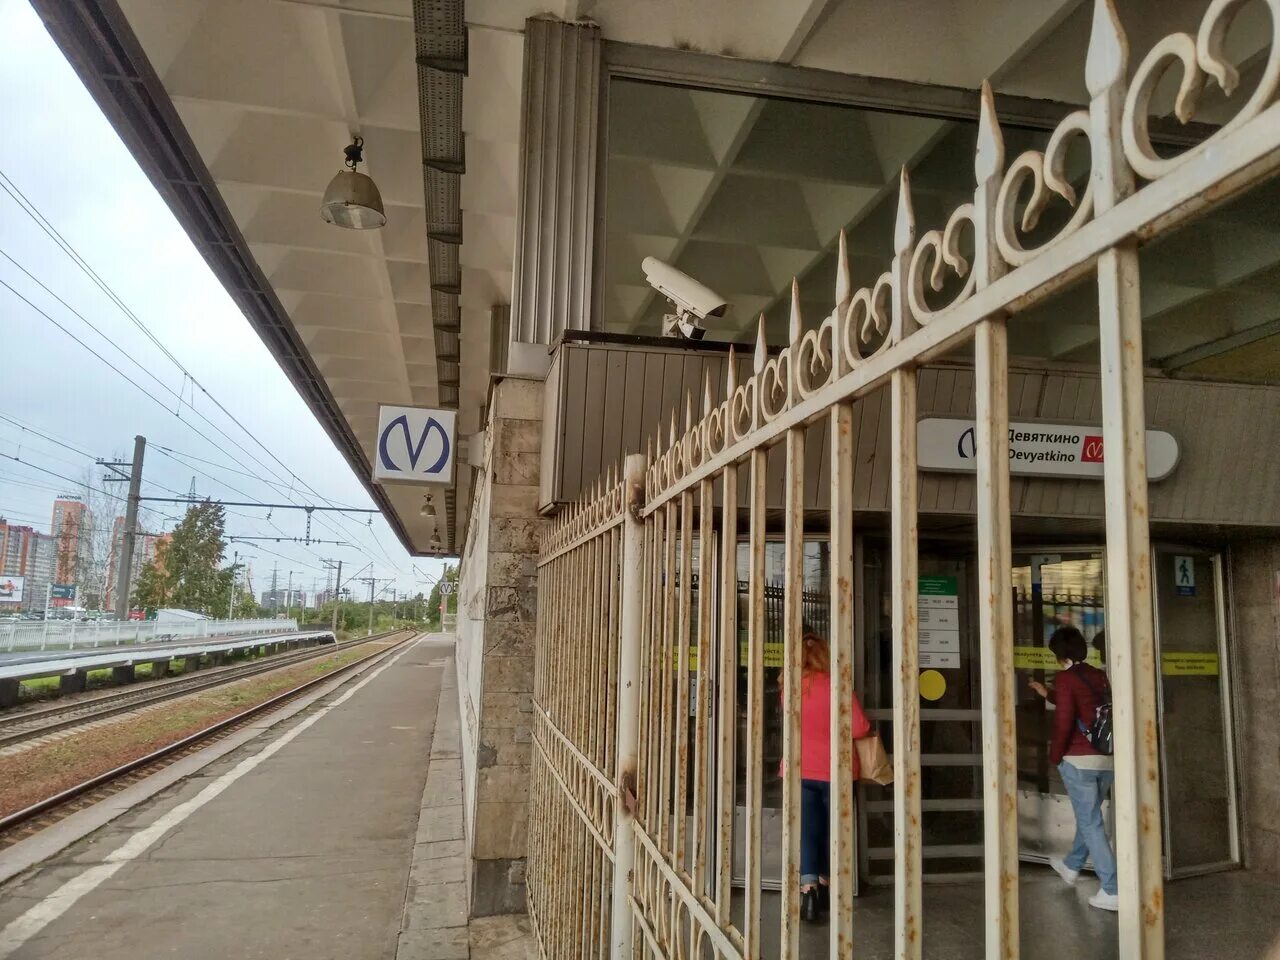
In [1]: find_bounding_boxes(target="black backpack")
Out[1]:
[1075,668,1113,756]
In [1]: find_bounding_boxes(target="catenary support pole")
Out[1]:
[113,435,146,621]
[332,559,342,635]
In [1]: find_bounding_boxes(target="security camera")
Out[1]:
[642,257,727,340]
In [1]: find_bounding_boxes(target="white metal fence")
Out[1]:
[0,617,301,653]
[530,1,1280,957]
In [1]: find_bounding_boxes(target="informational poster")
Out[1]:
[918,575,960,669]
[1160,651,1219,676]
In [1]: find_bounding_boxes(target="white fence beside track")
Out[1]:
[0,618,301,653]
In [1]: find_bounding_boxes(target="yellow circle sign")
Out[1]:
[919,669,946,702]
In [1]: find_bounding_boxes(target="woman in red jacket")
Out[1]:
[1029,626,1119,912]
[790,632,871,922]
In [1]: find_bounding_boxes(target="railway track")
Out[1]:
[0,630,419,848]
[0,632,394,752]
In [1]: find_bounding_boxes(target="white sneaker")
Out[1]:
[1088,889,1120,912]
[1049,858,1079,885]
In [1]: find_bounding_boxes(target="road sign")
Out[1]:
[50,584,77,600]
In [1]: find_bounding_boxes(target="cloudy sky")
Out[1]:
[0,0,446,604]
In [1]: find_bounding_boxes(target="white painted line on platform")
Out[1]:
[0,637,422,957]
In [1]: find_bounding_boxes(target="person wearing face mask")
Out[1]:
[1028,625,1118,912]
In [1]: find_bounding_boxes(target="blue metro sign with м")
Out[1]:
[373,405,457,485]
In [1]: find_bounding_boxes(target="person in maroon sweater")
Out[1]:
[1029,626,1119,912]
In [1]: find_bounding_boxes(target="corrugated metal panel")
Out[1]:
[510,19,601,346]
[548,342,1280,527]
[539,349,564,511]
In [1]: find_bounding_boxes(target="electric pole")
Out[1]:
[321,558,343,634]
[228,550,239,619]
[104,435,146,621]
[357,575,390,636]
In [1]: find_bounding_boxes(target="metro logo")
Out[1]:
[1081,436,1104,462]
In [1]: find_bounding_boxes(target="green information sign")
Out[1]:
[918,575,957,596]
[49,584,76,600]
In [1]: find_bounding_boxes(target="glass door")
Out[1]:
[1011,551,1109,863]
[1153,548,1241,875]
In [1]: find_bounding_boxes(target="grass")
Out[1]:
[0,639,397,818]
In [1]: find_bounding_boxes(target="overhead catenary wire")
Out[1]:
[0,268,394,566]
[0,172,403,566]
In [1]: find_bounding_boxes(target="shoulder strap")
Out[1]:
[1075,665,1109,701]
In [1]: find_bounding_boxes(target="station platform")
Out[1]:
[0,633,531,960]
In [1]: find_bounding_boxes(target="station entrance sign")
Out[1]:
[918,418,1179,480]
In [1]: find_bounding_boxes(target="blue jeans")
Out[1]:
[1059,760,1118,896]
[801,779,829,886]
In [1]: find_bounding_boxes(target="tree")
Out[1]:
[425,564,458,630]
[131,502,233,616]
[232,587,259,619]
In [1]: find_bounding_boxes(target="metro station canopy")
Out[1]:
[35,0,1278,554]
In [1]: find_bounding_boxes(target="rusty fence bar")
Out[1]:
[530,470,629,960]
[526,1,1279,957]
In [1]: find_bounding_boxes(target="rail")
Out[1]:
[0,631,417,838]
[0,617,300,653]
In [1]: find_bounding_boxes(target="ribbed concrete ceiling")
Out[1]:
[111,0,467,552]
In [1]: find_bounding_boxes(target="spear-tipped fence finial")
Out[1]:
[894,167,916,256]
[788,279,803,346]
[754,314,768,375]
[976,80,1005,184]
[835,229,851,311]
[1085,0,1127,98]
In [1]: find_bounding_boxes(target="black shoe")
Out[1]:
[817,883,830,914]
[801,888,820,922]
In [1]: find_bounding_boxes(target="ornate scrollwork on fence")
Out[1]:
[1122,0,1280,182]
[540,471,627,558]
[534,709,617,848]
[639,0,1280,509]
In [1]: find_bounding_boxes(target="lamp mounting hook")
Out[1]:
[343,136,365,171]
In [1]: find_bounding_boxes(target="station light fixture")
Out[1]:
[429,531,442,551]
[320,136,386,229]
[419,496,436,519]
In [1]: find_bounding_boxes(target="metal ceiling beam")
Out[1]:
[414,0,468,551]
[1158,317,1280,372]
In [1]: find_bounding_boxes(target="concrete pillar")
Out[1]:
[507,18,602,377]
[456,377,545,916]
[1230,538,1280,876]
[60,670,87,695]
[111,665,136,685]
[184,653,202,672]
[208,652,227,667]
[0,678,19,708]
[150,660,169,679]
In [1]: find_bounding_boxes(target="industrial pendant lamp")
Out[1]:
[420,496,436,518]
[320,136,386,229]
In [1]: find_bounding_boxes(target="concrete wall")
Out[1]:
[1230,539,1280,876]
[454,376,547,917]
